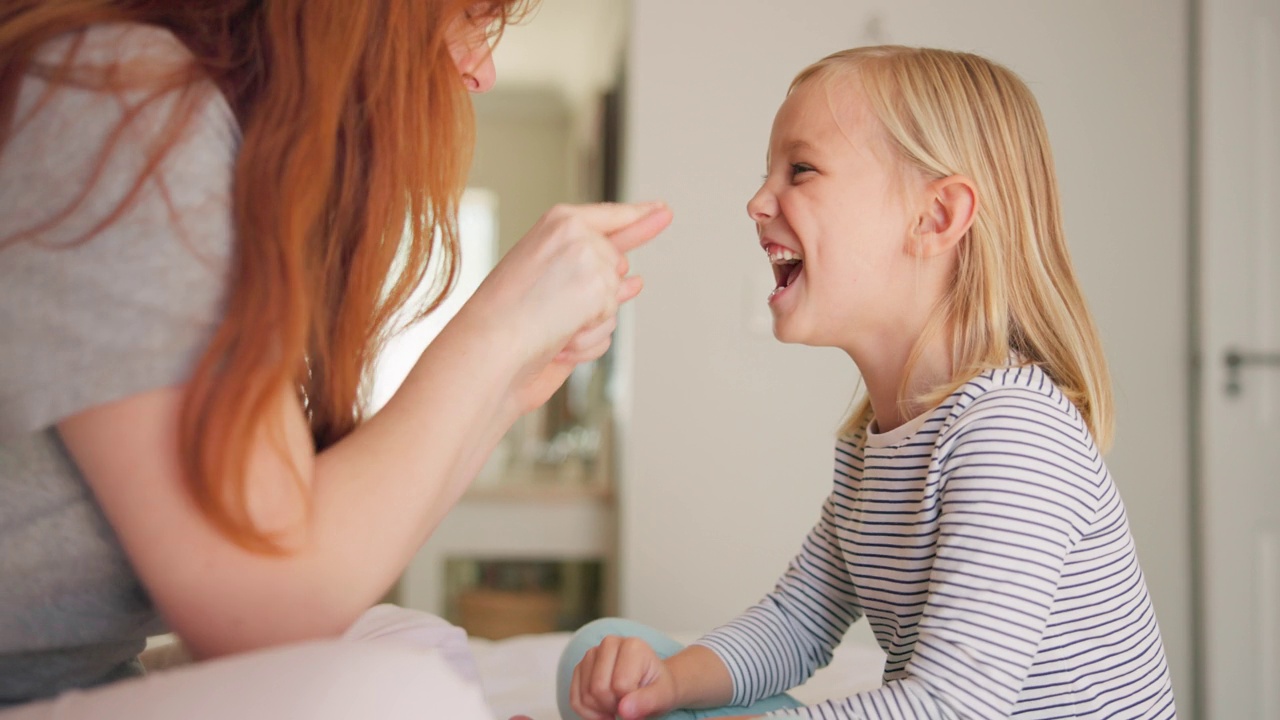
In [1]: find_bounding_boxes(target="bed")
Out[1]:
[469,631,887,719]
[142,624,886,718]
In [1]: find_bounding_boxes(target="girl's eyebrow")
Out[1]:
[765,138,815,169]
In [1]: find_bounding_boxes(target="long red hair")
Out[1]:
[0,0,533,550]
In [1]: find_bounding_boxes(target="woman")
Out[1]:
[0,1,672,716]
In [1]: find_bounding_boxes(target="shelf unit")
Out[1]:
[399,485,618,634]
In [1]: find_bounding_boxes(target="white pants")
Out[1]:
[0,605,495,719]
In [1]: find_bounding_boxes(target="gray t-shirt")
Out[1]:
[0,24,236,705]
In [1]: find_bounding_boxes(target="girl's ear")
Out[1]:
[910,175,977,258]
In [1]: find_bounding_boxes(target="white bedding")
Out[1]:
[470,632,886,720]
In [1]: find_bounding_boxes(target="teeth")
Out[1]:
[767,246,803,264]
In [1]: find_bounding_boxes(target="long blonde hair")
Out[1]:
[803,46,1113,449]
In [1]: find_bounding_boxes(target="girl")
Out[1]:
[561,46,1176,720]
[0,1,670,717]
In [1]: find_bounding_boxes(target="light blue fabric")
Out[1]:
[557,618,804,720]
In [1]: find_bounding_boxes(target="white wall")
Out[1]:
[619,0,1193,713]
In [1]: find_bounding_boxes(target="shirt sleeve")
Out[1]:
[790,389,1099,719]
[694,470,866,706]
[0,24,238,441]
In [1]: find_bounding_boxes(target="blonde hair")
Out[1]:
[800,46,1113,450]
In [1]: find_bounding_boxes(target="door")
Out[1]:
[1200,0,1280,717]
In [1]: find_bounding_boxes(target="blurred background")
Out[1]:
[374,2,1279,719]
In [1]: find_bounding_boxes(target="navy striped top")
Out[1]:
[695,365,1177,719]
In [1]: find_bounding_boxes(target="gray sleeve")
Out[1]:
[0,26,238,440]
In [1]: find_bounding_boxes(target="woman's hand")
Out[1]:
[512,287,629,412]
[570,634,679,720]
[460,201,672,414]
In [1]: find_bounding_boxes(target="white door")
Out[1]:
[1200,0,1280,717]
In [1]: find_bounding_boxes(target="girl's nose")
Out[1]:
[747,185,776,223]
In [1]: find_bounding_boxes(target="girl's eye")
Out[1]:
[790,163,815,178]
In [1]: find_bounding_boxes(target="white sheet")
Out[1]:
[470,632,886,720]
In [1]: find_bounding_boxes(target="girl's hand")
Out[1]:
[462,202,672,414]
[570,635,678,720]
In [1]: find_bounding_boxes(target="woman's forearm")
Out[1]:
[60,307,530,659]
[207,310,531,654]
[307,309,526,598]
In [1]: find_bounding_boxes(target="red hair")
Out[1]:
[0,0,534,551]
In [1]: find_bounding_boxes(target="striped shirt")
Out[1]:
[696,365,1177,719]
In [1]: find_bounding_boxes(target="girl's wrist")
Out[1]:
[664,645,733,710]
[665,656,688,709]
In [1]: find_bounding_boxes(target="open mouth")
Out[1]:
[767,245,804,296]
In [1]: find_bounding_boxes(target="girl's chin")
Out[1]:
[771,317,843,350]
[769,316,805,345]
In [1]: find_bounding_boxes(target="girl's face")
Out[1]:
[748,77,927,352]
[448,3,500,93]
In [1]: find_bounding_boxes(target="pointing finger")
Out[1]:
[567,201,669,239]
[606,204,673,254]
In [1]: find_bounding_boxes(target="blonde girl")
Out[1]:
[560,45,1176,720]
